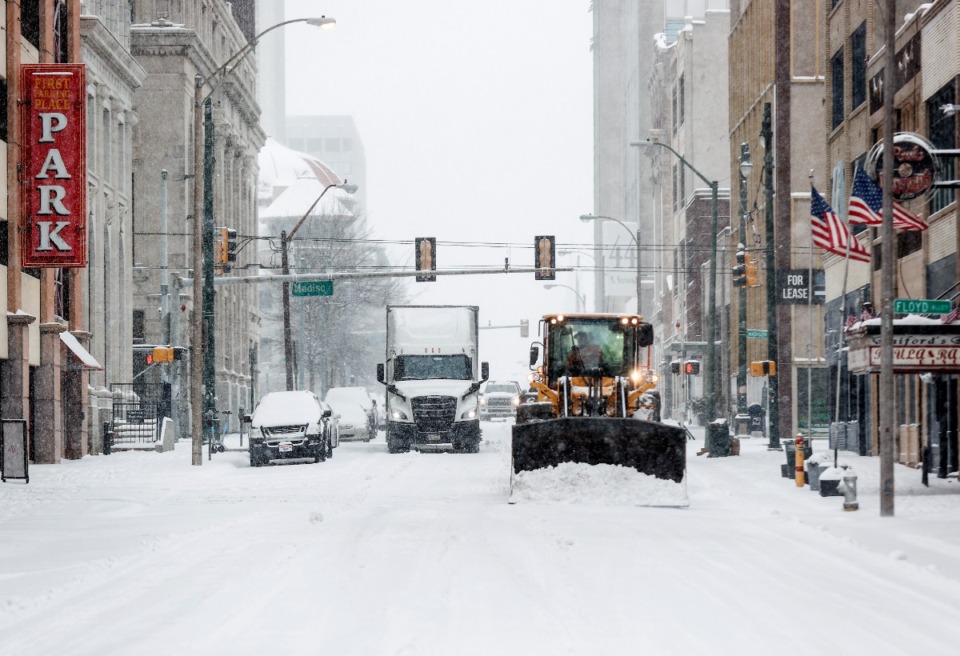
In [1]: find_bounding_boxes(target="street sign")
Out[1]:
[291,280,334,297]
[746,329,768,339]
[893,298,951,315]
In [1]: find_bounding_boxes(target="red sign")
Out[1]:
[21,64,87,268]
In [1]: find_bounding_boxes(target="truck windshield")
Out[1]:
[395,354,472,381]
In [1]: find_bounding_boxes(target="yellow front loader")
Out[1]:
[512,313,686,484]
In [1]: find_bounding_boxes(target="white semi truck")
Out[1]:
[377,305,489,453]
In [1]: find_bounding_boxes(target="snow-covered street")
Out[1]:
[2,422,960,655]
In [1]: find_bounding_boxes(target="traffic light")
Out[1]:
[534,235,556,280]
[733,250,746,287]
[520,319,529,338]
[226,228,238,264]
[215,226,229,265]
[152,346,175,363]
[415,237,436,282]
[684,360,700,375]
[670,361,680,375]
[745,260,758,287]
[750,360,777,376]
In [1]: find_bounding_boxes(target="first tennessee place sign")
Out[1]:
[21,64,87,268]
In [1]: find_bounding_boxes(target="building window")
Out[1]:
[831,48,844,129]
[22,2,40,50]
[928,83,956,215]
[133,309,145,343]
[672,85,678,134]
[851,23,866,110]
[672,164,678,212]
[325,138,341,152]
[897,230,922,258]
[678,74,685,126]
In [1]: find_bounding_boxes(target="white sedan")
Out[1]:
[328,402,373,442]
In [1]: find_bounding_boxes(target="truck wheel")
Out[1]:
[386,435,409,453]
[326,438,334,459]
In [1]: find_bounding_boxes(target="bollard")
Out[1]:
[838,469,859,511]
[794,434,805,487]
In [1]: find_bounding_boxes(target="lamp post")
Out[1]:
[190,16,336,465]
[736,143,753,432]
[579,214,641,314]
[281,182,358,390]
[544,283,585,312]
[630,139,720,424]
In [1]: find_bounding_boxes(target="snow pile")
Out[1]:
[511,462,689,507]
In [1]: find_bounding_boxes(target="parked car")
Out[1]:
[327,401,372,442]
[245,391,331,467]
[324,387,378,440]
[479,381,523,420]
[319,399,340,458]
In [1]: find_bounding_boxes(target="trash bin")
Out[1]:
[818,466,846,497]
[806,453,830,492]
[707,420,731,458]
[783,438,812,481]
[748,403,765,436]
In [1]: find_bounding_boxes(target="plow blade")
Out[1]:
[512,417,686,483]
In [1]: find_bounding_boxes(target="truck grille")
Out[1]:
[412,396,457,432]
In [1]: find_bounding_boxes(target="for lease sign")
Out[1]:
[21,64,87,268]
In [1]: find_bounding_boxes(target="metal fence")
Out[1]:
[110,383,170,447]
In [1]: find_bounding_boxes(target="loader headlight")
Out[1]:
[630,369,643,384]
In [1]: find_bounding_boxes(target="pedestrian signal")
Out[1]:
[670,361,680,375]
[684,361,700,375]
[750,360,776,376]
[152,346,175,363]
[415,237,436,282]
[534,235,556,280]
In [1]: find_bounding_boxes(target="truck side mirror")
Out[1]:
[481,362,489,382]
[322,409,332,418]
[241,414,252,424]
[529,344,541,367]
[377,363,385,384]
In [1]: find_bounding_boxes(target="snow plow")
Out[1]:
[511,314,686,500]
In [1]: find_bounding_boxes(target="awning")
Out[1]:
[60,331,103,370]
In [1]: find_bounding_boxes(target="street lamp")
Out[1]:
[281,182,358,390]
[579,214,641,314]
[544,283,585,312]
[190,16,336,465]
[735,143,753,432]
[630,139,720,424]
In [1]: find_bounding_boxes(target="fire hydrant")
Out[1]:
[837,468,859,511]
[795,434,806,488]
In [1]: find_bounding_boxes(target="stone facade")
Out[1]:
[130,0,264,436]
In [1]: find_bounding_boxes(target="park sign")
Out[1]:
[21,64,87,268]
[292,280,333,297]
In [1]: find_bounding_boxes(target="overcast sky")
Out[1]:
[282,0,596,381]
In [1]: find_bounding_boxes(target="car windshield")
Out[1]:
[395,354,472,381]
[486,384,518,394]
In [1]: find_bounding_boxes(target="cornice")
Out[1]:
[81,17,148,89]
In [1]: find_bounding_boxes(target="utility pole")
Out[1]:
[202,100,217,445]
[879,0,896,516]
[762,103,780,450]
[735,143,752,434]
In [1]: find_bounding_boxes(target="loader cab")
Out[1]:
[540,314,648,385]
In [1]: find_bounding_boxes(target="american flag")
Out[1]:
[811,185,871,263]
[848,167,928,231]
[942,305,960,325]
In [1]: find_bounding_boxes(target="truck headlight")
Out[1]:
[480,397,487,405]
[511,397,520,407]
[461,409,478,420]
[391,409,408,421]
